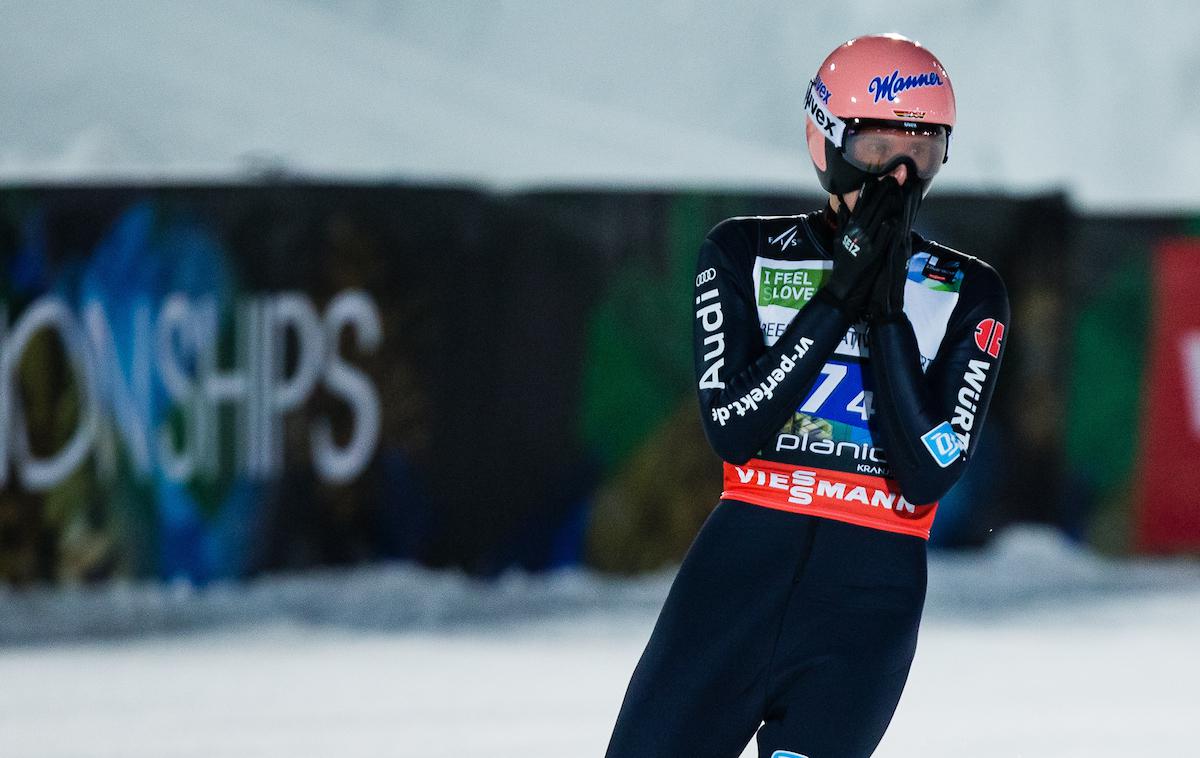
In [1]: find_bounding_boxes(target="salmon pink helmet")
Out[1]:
[805,34,956,197]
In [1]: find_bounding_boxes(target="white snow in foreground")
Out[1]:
[0,527,1197,757]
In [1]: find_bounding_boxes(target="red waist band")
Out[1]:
[721,459,937,540]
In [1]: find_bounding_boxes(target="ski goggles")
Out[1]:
[841,120,950,180]
[805,78,951,181]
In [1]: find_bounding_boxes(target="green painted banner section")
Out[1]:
[578,195,742,474]
[1063,253,1150,551]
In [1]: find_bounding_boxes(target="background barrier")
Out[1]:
[1134,238,1200,552]
[0,185,1196,585]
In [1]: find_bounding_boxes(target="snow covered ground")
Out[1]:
[1,527,1197,757]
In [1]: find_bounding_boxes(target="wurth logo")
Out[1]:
[951,359,991,451]
[974,318,1005,358]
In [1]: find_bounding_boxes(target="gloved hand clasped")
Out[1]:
[824,176,904,317]
[866,178,923,322]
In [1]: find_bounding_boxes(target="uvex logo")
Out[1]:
[804,79,845,146]
[974,318,1005,358]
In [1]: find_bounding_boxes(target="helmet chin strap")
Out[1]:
[833,178,870,224]
[834,193,849,223]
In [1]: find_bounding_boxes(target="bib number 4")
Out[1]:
[846,389,876,421]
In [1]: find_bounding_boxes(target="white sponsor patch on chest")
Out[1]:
[752,257,867,356]
[751,251,961,370]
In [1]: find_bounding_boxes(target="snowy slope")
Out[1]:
[0,527,1197,757]
[0,0,809,190]
[2,1,1198,211]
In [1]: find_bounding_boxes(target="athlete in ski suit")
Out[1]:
[606,34,1009,758]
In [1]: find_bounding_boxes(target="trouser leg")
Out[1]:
[754,520,928,758]
[606,501,815,758]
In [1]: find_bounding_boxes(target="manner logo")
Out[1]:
[868,69,944,103]
[921,421,962,468]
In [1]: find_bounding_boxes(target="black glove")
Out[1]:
[866,179,923,321]
[824,176,903,316]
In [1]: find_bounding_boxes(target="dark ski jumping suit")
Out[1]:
[606,207,1009,758]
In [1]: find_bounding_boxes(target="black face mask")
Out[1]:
[834,157,924,235]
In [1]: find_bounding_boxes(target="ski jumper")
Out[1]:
[606,208,1009,758]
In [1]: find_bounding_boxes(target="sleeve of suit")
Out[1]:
[866,259,1010,504]
[693,220,855,465]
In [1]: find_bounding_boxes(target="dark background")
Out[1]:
[0,184,1191,584]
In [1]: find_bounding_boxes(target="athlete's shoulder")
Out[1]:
[913,235,1008,303]
[706,212,824,260]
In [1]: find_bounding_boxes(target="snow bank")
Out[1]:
[2,526,1197,645]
